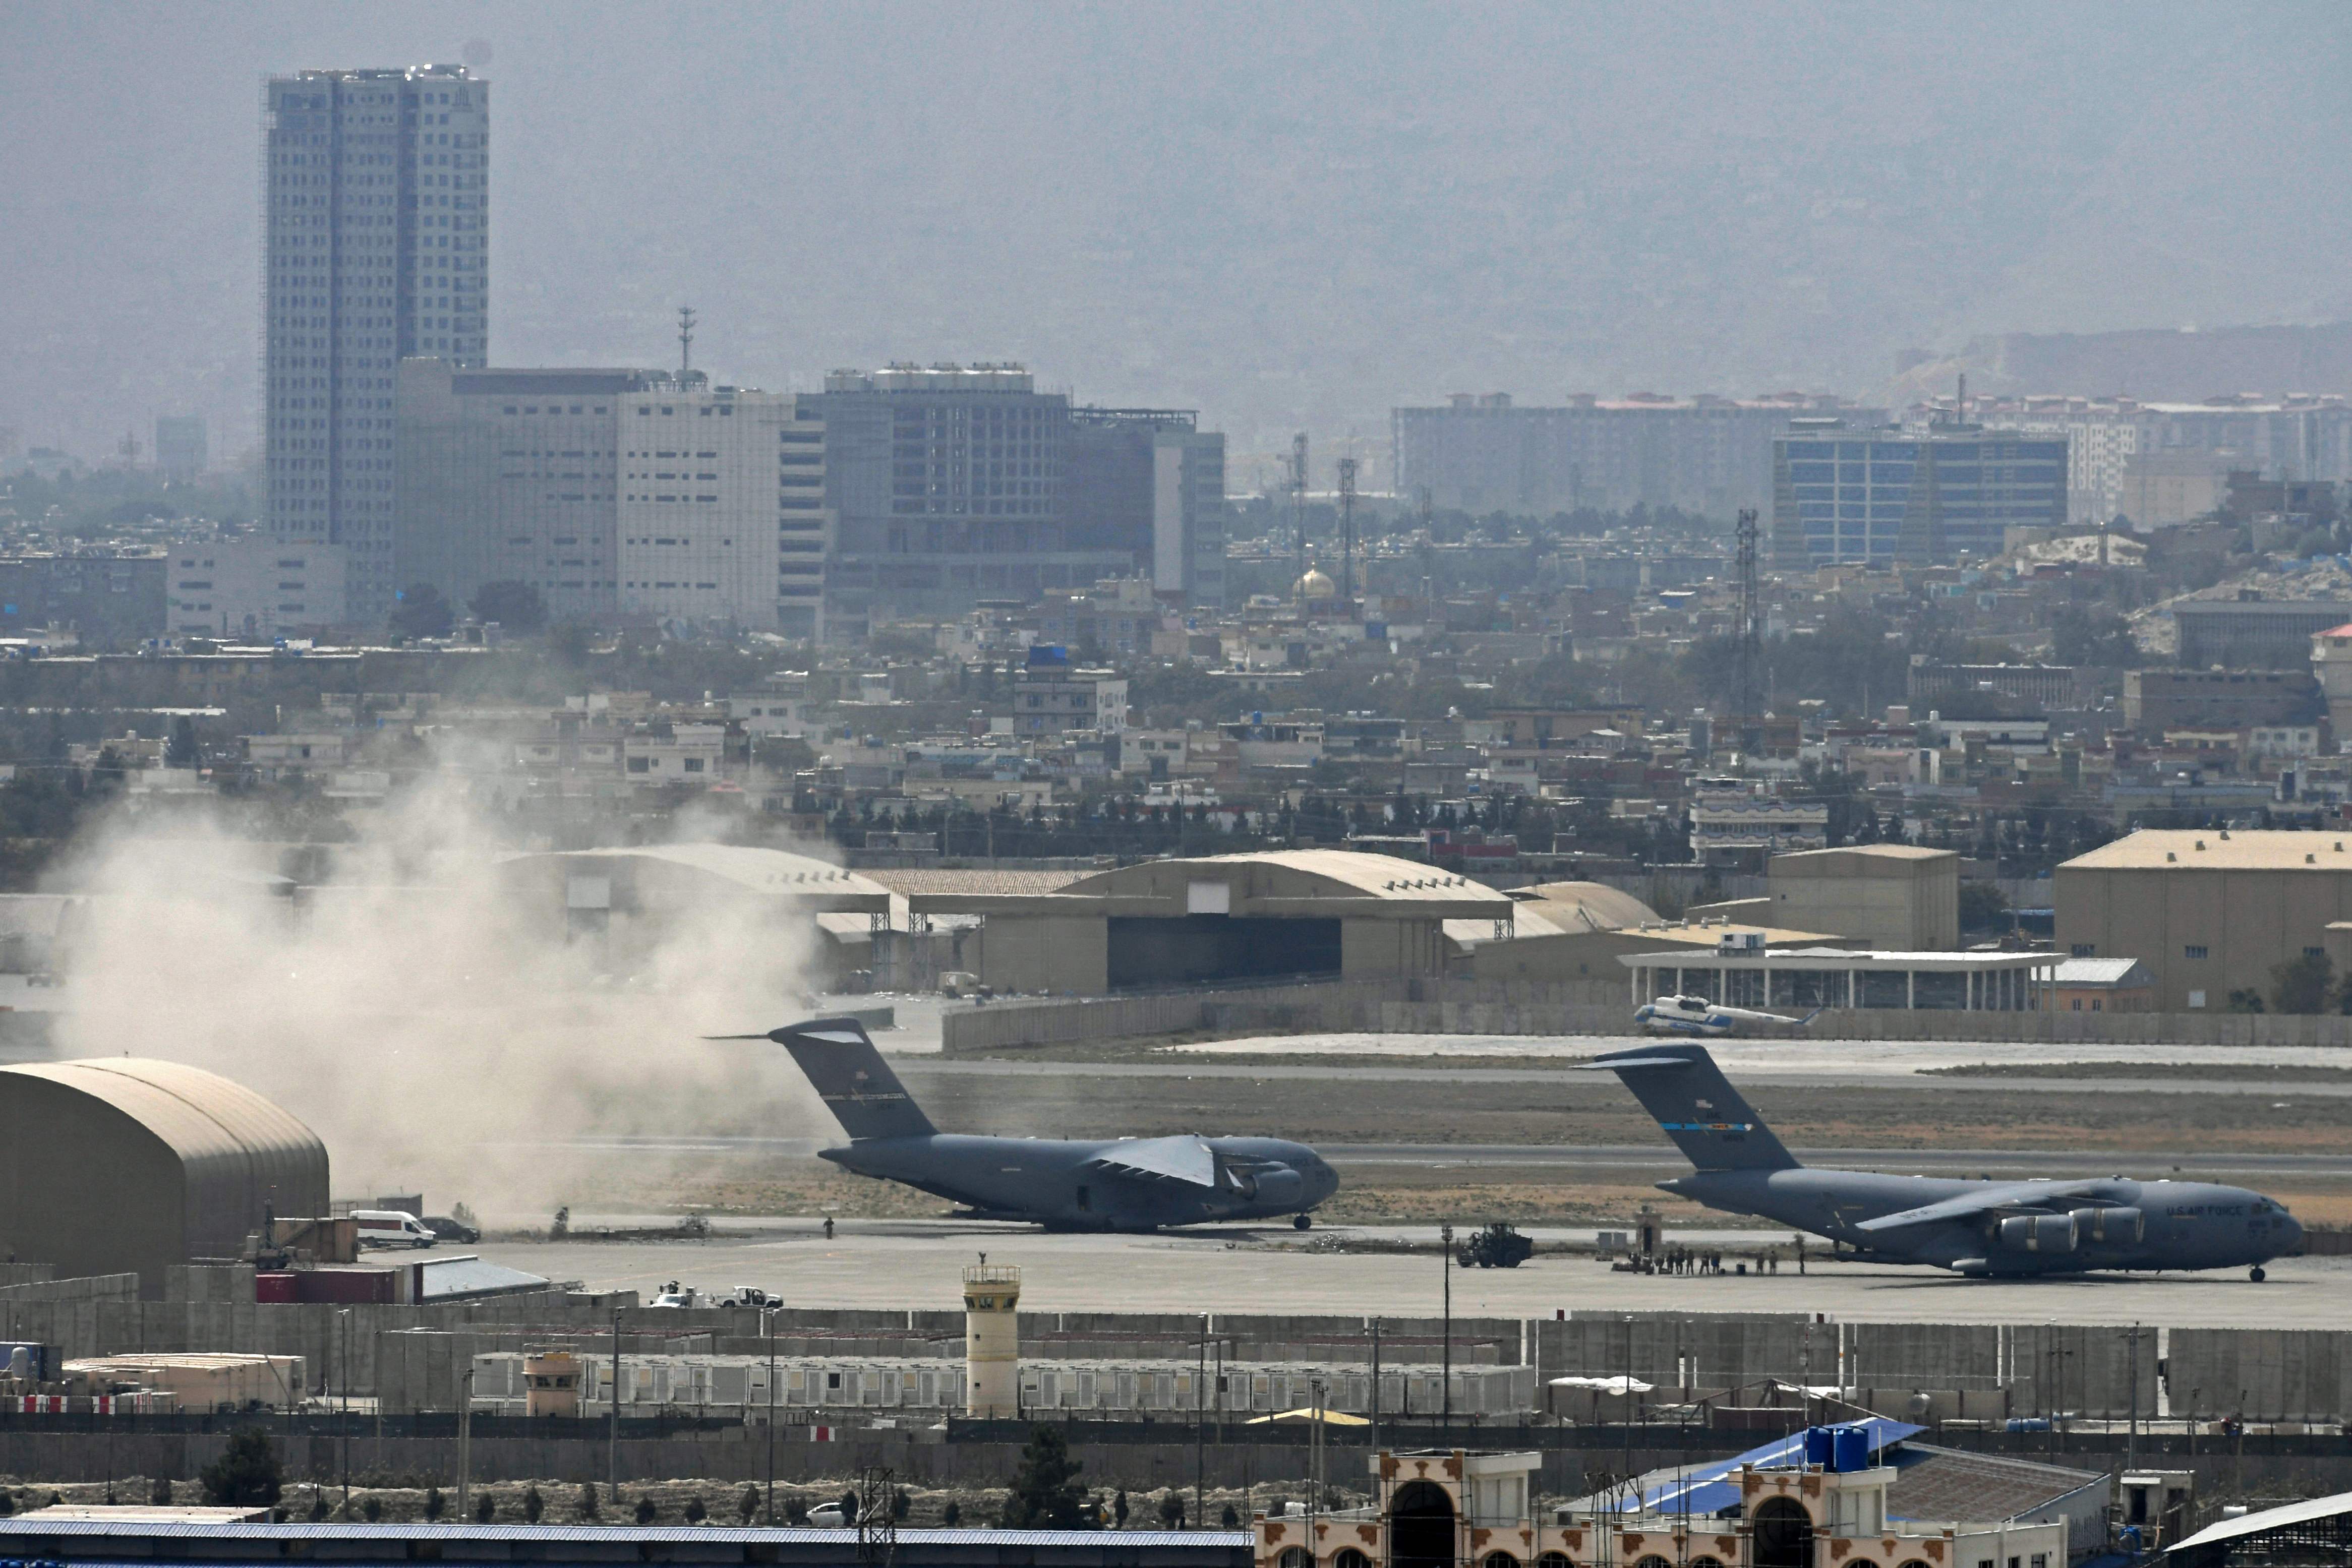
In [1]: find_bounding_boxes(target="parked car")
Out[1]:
[423,1215,480,1244]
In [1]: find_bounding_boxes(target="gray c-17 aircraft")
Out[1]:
[1588,1042,2303,1280]
[725,1017,1340,1231]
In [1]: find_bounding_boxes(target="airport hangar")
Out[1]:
[905,848,1515,992]
[0,1059,327,1297]
[493,844,894,982]
[2057,827,2352,1012]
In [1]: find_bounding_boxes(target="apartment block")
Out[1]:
[1391,392,1881,517]
[263,64,489,624]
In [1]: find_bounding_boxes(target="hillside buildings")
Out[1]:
[263,64,489,625]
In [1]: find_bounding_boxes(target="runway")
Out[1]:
[483,1134,2348,1177]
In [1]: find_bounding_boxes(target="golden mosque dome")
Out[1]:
[1296,567,1337,600]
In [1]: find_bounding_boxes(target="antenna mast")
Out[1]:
[1290,434,1310,604]
[1336,457,1359,607]
[677,305,697,376]
[1733,507,1762,753]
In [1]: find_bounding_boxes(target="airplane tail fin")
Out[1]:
[762,1016,936,1141]
[1586,1043,1798,1172]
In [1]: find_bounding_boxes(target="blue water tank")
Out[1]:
[1802,1422,1872,1472]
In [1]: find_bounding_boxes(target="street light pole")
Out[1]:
[766,1306,779,1525]
[610,1307,623,1504]
[1440,1225,1453,1430]
[339,1309,351,1518]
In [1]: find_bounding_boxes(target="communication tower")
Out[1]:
[677,305,697,376]
[1290,434,1310,605]
[1733,506,1762,752]
[1336,457,1359,606]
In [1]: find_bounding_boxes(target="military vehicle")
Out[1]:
[1454,1222,1534,1269]
[1589,1042,2303,1280]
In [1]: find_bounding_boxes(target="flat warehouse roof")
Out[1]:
[1618,946,2052,973]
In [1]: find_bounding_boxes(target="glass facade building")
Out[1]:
[1771,425,2067,567]
[814,365,1224,624]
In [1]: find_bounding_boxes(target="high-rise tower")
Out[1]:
[263,64,489,624]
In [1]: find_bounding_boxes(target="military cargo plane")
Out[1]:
[727,1016,1339,1231]
[1589,1042,2302,1280]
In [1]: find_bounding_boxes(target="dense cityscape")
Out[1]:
[3,7,2352,1565]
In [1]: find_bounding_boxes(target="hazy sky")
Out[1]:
[6,1,2350,478]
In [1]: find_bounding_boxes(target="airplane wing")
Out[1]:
[1852,1179,2111,1235]
[1085,1135,1218,1188]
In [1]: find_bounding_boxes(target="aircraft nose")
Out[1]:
[2282,1214,2305,1252]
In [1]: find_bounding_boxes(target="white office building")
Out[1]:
[618,380,831,637]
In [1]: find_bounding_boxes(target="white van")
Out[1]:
[352,1210,435,1250]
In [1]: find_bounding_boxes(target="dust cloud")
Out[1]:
[40,781,838,1225]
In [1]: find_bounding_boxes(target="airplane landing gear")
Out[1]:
[2251,1266,2268,1283]
[1293,1214,1312,1231]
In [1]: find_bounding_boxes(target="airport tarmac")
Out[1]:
[472,1217,2342,1328]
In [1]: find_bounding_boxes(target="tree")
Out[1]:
[424,1486,445,1521]
[165,716,199,769]
[737,1485,759,1524]
[1957,881,2010,935]
[469,579,548,633]
[634,1496,658,1525]
[1113,1490,1129,1527]
[199,1426,282,1507]
[523,1485,544,1524]
[474,1492,495,1524]
[892,1488,911,1522]
[1156,1493,1187,1529]
[363,1496,382,1522]
[1001,1425,1092,1529]
[2272,952,2333,1015]
[388,584,454,639]
[2226,988,2268,1014]
[1222,1503,1241,1528]
[149,1478,172,1506]
[943,1501,962,1526]
[576,1482,599,1521]
[309,1489,329,1521]
[684,1494,708,1524]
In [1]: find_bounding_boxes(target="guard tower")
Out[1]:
[962,1260,1022,1417]
[522,1349,580,1418]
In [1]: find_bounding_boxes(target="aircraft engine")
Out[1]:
[1243,1165,1305,1207]
[1997,1213,2078,1253]
[2073,1206,2143,1244]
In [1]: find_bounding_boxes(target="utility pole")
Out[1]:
[1336,457,1359,607]
[767,1306,779,1524]
[1290,435,1310,602]
[1440,1224,1453,1429]
[610,1307,623,1503]
[1369,1319,1382,1457]
[339,1309,351,1518]
[456,1367,474,1521]
[1196,1313,1208,1529]
[2127,1323,2140,1472]
[677,305,697,377]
